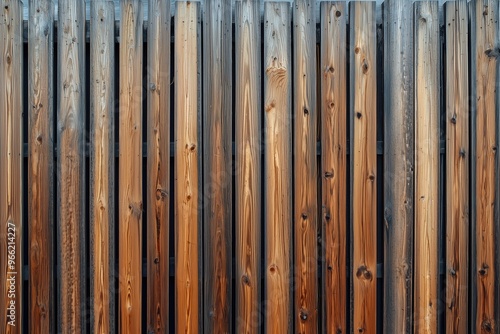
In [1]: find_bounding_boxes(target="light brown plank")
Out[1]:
[350,2,377,333]
[174,2,200,333]
[293,0,319,330]
[119,0,143,333]
[235,0,261,332]
[320,2,347,333]
[264,2,292,333]
[413,2,439,333]
[90,1,115,333]
[0,1,23,333]
[57,0,86,332]
[383,0,415,331]
[28,0,54,332]
[445,1,469,333]
[471,0,499,332]
[147,0,170,332]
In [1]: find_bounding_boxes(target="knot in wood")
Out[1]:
[356,265,373,281]
[482,320,493,332]
[299,309,308,321]
[324,171,334,178]
[242,274,251,286]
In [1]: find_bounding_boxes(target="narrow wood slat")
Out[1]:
[202,0,232,332]
[264,2,292,333]
[293,0,318,330]
[119,0,143,333]
[0,1,23,333]
[90,1,115,333]
[28,0,54,332]
[445,1,469,333]
[320,3,347,333]
[235,0,261,332]
[174,2,200,333]
[383,0,415,331]
[413,2,439,333]
[57,0,86,332]
[147,0,170,332]
[471,0,499,332]
[350,2,377,333]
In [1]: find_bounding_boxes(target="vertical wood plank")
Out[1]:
[293,0,318,330]
[445,1,469,333]
[235,0,261,332]
[119,0,143,333]
[174,2,200,333]
[90,1,115,333]
[28,0,54,332]
[320,2,347,333]
[264,2,292,333]
[147,0,170,332]
[202,0,232,332]
[383,0,414,331]
[57,0,86,332]
[350,2,377,333]
[413,2,439,333]
[471,0,499,332]
[0,1,23,333]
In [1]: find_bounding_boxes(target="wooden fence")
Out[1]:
[1,0,499,333]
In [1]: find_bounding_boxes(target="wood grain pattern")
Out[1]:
[119,1,143,333]
[445,2,469,333]
[0,1,23,333]
[264,2,292,333]
[235,0,261,332]
[90,1,115,333]
[383,0,414,331]
[147,0,170,332]
[413,2,439,333]
[293,0,318,331]
[28,0,54,332]
[471,0,499,332]
[174,2,200,333]
[350,3,377,333]
[57,0,86,332]
[202,0,232,332]
[320,3,347,333]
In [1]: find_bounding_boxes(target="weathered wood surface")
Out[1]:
[119,0,143,333]
[350,2,377,333]
[235,0,261,332]
[471,0,499,332]
[202,0,232,332]
[413,2,439,333]
[383,0,415,332]
[147,0,170,332]
[57,0,86,332]
[320,2,347,333]
[28,0,54,332]
[0,1,23,333]
[445,1,469,333]
[293,0,318,331]
[90,1,115,333]
[175,2,200,333]
[264,2,292,333]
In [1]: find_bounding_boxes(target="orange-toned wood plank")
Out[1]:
[350,2,377,333]
[320,2,347,333]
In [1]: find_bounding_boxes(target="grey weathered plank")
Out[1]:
[28,0,54,332]
[234,0,261,333]
[445,1,469,333]
[383,0,414,332]
[413,2,439,333]
[146,0,170,332]
[90,1,115,333]
[320,2,347,333]
[264,2,292,333]
[57,0,86,332]
[202,0,232,332]
[0,1,23,333]
[119,0,143,333]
